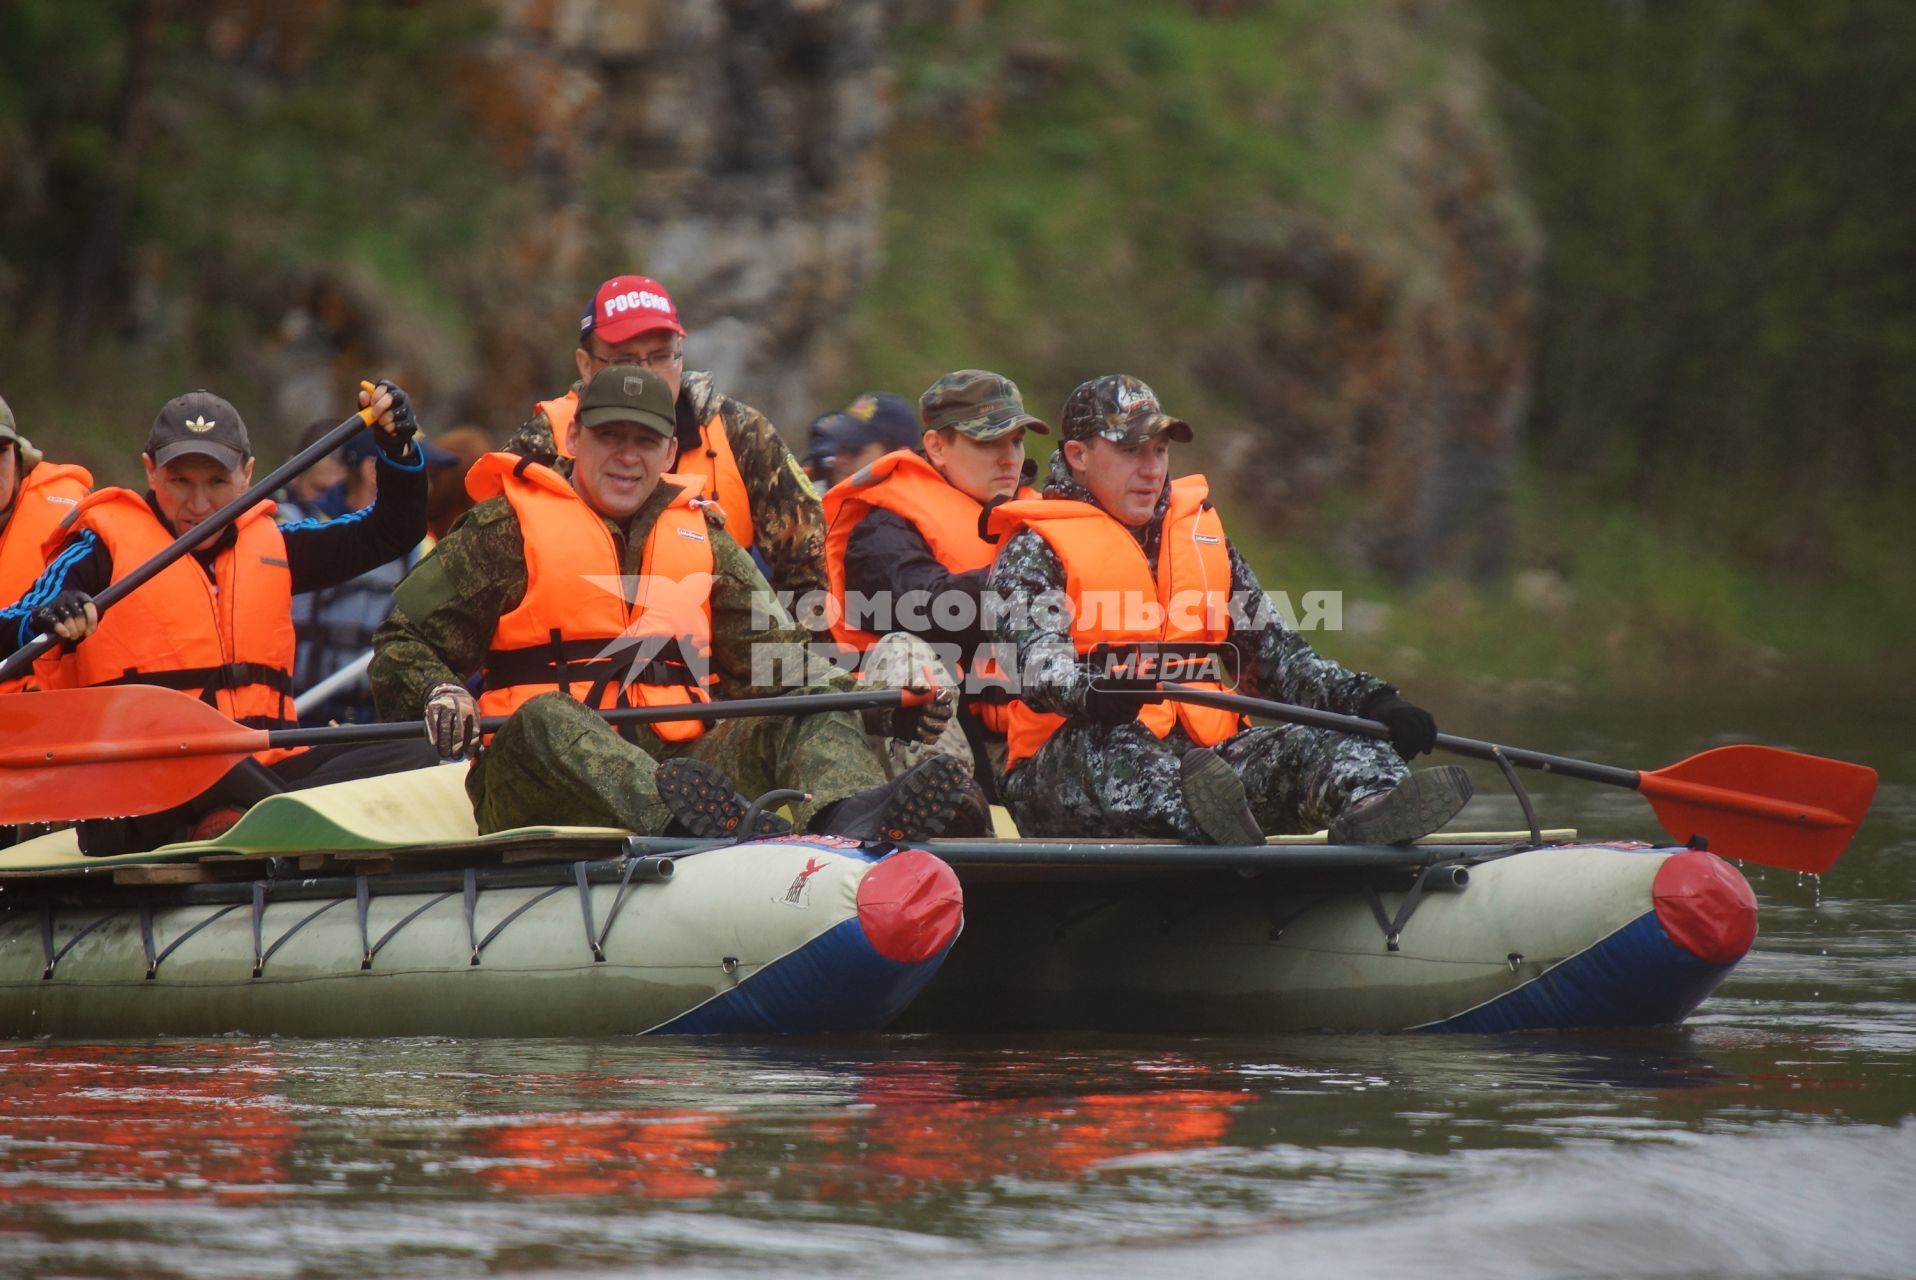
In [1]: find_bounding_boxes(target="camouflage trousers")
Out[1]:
[859,631,979,779]
[466,691,886,836]
[1001,720,1407,841]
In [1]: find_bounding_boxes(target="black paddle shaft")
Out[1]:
[0,406,376,685]
[260,687,916,749]
[1158,683,1640,789]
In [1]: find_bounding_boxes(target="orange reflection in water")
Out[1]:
[0,1044,295,1203]
[478,1112,729,1199]
[468,1084,1252,1201]
[802,1088,1254,1199]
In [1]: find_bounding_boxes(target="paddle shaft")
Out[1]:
[20,687,925,765]
[0,405,378,685]
[1158,683,1640,789]
[275,687,918,749]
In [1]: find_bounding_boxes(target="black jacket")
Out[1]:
[1,445,428,656]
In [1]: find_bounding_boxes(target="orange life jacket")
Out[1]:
[0,461,92,695]
[538,389,756,550]
[822,449,1031,734]
[467,452,717,742]
[987,475,1245,767]
[33,488,299,762]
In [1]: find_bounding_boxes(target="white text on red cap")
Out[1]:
[604,289,673,320]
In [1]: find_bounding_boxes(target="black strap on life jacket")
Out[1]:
[94,662,297,729]
[483,632,711,711]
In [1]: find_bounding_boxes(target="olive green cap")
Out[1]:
[0,394,16,444]
[577,365,677,437]
[918,369,1050,441]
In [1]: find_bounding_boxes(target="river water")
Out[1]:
[2,687,1911,1278]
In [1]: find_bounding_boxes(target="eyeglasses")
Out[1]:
[587,346,684,375]
[634,347,684,372]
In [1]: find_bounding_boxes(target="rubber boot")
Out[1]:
[809,755,971,844]
[654,759,796,840]
[1180,747,1265,846]
[940,773,994,838]
[1328,765,1474,846]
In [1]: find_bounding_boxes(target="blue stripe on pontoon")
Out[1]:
[652,914,955,1035]
[1423,909,1738,1034]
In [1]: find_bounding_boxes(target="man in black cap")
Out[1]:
[802,392,924,488]
[0,383,434,852]
[372,364,974,844]
[985,374,1470,846]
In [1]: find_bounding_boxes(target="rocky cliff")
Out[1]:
[2,0,1535,582]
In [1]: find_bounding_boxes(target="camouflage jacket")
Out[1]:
[370,470,847,723]
[987,451,1389,721]
[506,370,827,609]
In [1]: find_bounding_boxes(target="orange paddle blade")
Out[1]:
[1638,744,1878,874]
[0,686,270,824]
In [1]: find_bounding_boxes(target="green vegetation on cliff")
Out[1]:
[854,0,1914,692]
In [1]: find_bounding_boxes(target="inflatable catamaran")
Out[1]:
[2,751,1874,1038]
[0,684,1876,1038]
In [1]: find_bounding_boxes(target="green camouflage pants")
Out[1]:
[466,691,886,835]
[860,631,979,779]
[1001,720,1407,841]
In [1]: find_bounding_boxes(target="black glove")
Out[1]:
[30,589,96,640]
[861,684,958,745]
[896,686,956,745]
[1083,678,1158,727]
[371,379,419,457]
[1362,689,1437,758]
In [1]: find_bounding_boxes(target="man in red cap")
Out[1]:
[508,275,827,615]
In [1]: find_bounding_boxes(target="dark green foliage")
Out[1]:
[1482,0,1916,514]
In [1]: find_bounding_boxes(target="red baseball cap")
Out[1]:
[580,275,686,345]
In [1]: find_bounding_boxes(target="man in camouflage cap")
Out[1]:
[822,370,1046,802]
[984,374,1470,845]
[374,364,973,844]
[0,393,93,651]
[507,274,828,627]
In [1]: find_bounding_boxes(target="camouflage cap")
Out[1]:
[577,364,677,437]
[0,394,14,444]
[1060,375,1193,445]
[919,370,1050,441]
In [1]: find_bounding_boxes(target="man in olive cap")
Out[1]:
[822,370,1046,792]
[985,374,1469,845]
[507,274,828,617]
[373,364,973,844]
[0,382,432,852]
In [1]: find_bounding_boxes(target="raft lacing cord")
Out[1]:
[1259,891,1333,943]
[358,886,461,971]
[463,868,478,961]
[141,902,243,980]
[472,885,570,966]
[40,907,119,980]
[575,861,605,962]
[1361,863,1465,952]
[1488,746,1545,847]
[250,882,346,978]
[595,850,653,956]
